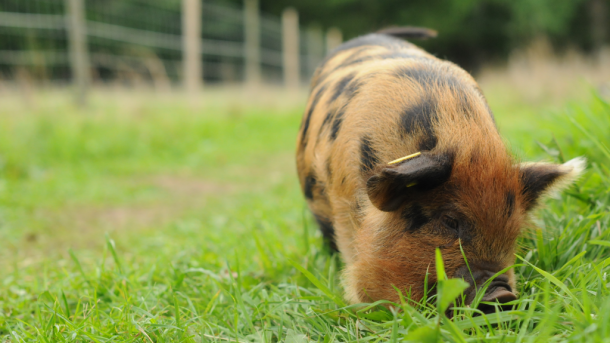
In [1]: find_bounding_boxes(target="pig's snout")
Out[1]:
[453,264,517,314]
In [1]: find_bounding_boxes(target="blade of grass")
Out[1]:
[105,234,123,274]
[60,290,70,320]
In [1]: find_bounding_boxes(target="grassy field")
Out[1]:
[0,85,609,342]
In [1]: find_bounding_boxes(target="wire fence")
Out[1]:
[0,0,341,89]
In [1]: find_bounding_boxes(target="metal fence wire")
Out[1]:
[0,0,341,88]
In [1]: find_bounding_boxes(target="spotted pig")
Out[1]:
[296,27,584,307]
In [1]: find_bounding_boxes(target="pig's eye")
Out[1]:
[442,216,459,232]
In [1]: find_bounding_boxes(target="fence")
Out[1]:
[0,0,343,95]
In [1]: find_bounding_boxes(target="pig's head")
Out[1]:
[344,147,584,309]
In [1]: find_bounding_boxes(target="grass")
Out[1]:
[0,86,609,342]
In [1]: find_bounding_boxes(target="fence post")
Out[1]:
[66,0,90,106]
[306,25,324,78]
[282,7,299,90]
[182,0,202,93]
[326,27,342,53]
[244,0,261,86]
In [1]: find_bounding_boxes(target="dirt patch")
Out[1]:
[64,175,236,229]
[49,205,176,232]
[150,175,235,197]
[14,175,237,255]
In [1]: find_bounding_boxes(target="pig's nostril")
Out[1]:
[477,283,517,314]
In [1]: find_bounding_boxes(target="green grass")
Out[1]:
[0,89,609,342]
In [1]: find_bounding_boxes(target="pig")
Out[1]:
[295,27,584,308]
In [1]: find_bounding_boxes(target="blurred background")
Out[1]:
[0,0,609,100]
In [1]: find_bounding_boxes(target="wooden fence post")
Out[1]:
[182,0,202,93]
[326,27,342,53]
[66,0,90,106]
[244,0,261,86]
[282,7,299,90]
[306,25,324,78]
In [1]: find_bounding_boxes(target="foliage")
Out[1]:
[256,0,606,71]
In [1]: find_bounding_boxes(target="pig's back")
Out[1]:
[296,33,496,256]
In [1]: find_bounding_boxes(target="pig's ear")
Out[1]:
[519,157,586,211]
[366,152,454,212]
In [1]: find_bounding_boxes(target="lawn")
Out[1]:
[0,86,609,342]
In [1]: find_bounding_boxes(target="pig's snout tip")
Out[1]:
[477,283,517,314]
[481,286,517,303]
